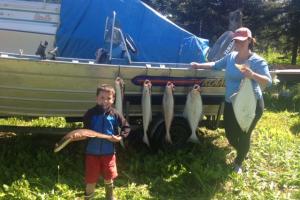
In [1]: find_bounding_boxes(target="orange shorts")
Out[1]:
[85,154,118,183]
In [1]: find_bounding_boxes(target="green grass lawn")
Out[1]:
[0,110,299,200]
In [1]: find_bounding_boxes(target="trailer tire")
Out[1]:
[148,116,191,152]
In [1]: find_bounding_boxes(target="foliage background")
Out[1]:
[143,0,300,65]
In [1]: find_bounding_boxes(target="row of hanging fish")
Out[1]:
[54,77,203,152]
[55,71,256,152]
[142,79,203,147]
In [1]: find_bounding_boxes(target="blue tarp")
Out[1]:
[56,0,209,64]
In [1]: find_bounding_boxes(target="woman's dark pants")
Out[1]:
[224,99,264,165]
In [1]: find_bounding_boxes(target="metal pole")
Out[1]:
[109,11,116,62]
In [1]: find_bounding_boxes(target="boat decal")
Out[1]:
[132,75,225,87]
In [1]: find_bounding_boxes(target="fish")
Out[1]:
[231,78,257,132]
[142,80,152,146]
[115,77,124,114]
[162,81,174,143]
[115,77,125,148]
[183,84,203,142]
[54,129,98,153]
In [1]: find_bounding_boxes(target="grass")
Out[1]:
[0,117,82,128]
[0,100,299,199]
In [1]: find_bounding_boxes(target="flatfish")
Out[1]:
[231,78,257,132]
[115,77,125,148]
[54,129,98,153]
[183,84,203,142]
[142,80,152,146]
[162,81,174,143]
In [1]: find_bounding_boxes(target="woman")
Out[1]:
[191,27,272,174]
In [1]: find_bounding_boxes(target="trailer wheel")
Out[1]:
[148,116,191,152]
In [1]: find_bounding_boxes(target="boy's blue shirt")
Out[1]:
[213,51,272,102]
[83,105,130,155]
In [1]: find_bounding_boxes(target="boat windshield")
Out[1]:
[103,13,135,64]
[104,18,123,47]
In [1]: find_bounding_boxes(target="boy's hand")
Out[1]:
[107,135,122,142]
[120,128,130,138]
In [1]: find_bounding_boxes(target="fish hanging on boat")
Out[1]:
[115,77,125,148]
[142,79,152,146]
[183,84,203,142]
[54,129,99,153]
[162,81,174,143]
[115,77,124,114]
[231,77,257,132]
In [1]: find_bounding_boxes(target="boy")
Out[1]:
[83,84,130,200]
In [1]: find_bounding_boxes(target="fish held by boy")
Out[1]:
[54,129,121,153]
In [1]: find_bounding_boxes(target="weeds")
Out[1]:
[0,110,299,199]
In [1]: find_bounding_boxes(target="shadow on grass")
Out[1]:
[290,121,300,135]
[117,128,233,199]
[0,134,86,193]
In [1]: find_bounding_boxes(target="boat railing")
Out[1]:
[0,51,194,69]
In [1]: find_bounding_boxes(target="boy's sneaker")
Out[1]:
[233,164,243,174]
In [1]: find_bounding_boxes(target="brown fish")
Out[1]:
[54,129,98,153]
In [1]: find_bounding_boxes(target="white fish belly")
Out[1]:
[142,92,152,146]
[163,92,174,143]
[232,78,257,132]
[114,80,125,148]
[183,93,203,142]
[115,86,123,114]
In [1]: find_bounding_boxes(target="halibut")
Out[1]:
[183,84,203,142]
[231,78,257,132]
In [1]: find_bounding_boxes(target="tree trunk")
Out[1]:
[291,37,299,65]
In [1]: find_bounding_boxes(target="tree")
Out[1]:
[287,0,300,64]
[143,0,299,64]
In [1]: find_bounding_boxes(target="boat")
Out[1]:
[0,0,60,55]
[0,0,228,144]
[0,52,225,120]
